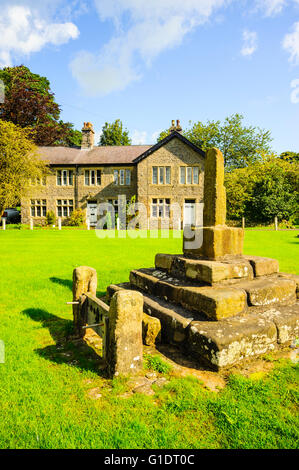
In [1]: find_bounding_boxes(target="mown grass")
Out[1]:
[0,229,298,449]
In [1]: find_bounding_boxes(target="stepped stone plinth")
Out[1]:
[107,147,299,369]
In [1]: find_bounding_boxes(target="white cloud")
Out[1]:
[151,130,162,142]
[131,130,148,145]
[290,78,299,103]
[0,3,80,67]
[256,0,287,16]
[283,22,299,64]
[241,30,258,56]
[70,0,232,96]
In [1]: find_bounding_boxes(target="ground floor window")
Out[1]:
[31,200,47,217]
[151,198,170,218]
[57,199,74,217]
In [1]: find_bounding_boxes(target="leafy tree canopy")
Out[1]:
[99,119,131,146]
[0,120,48,214]
[158,114,273,170]
[280,151,299,163]
[225,154,299,224]
[0,65,82,147]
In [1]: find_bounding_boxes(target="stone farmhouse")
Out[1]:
[21,121,205,228]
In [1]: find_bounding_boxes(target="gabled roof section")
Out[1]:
[38,145,151,165]
[133,131,205,164]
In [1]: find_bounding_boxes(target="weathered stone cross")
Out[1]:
[184,147,244,260]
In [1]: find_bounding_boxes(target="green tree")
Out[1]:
[0,121,48,215]
[225,155,299,224]
[99,119,131,146]
[280,151,299,163]
[158,114,273,170]
[0,65,82,147]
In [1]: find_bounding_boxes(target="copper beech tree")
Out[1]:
[0,121,48,215]
[0,65,82,147]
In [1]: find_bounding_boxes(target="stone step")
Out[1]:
[189,303,299,370]
[107,282,299,370]
[107,282,204,345]
[155,253,254,285]
[129,268,248,321]
[237,277,297,307]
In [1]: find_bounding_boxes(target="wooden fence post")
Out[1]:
[275,217,278,231]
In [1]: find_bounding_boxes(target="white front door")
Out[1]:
[184,200,196,227]
[87,203,98,226]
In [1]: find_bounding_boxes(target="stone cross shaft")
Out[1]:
[203,148,226,227]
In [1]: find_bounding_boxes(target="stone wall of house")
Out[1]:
[21,165,137,225]
[136,137,205,229]
[21,137,205,227]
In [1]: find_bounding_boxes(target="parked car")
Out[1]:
[1,208,21,224]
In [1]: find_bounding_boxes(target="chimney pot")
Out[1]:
[81,122,95,149]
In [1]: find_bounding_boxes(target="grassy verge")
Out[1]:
[0,229,298,448]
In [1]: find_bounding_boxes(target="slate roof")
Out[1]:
[38,145,151,166]
[38,132,205,166]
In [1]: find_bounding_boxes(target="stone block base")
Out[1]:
[155,253,253,285]
[244,256,279,277]
[238,277,296,307]
[189,315,278,369]
[183,226,244,260]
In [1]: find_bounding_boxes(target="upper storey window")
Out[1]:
[30,177,46,186]
[152,166,171,185]
[85,170,101,186]
[114,169,131,186]
[180,167,199,185]
[57,170,73,186]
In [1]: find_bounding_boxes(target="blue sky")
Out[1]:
[0,0,299,152]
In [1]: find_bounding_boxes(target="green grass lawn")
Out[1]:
[0,229,298,449]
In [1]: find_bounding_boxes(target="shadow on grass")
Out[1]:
[49,276,106,298]
[22,308,106,376]
[50,277,73,290]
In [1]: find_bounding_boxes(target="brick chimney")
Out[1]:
[176,119,182,133]
[81,122,95,149]
[169,120,176,134]
[169,119,182,134]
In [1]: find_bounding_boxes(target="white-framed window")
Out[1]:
[152,167,171,185]
[57,170,73,186]
[126,169,131,186]
[57,199,74,217]
[152,167,158,184]
[31,200,47,217]
[30,177,46,186]
[84,170,101,186]
[120,169,125,185]
[113,169,131,186]
[180,167,200,185]
[151,198,170,218]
